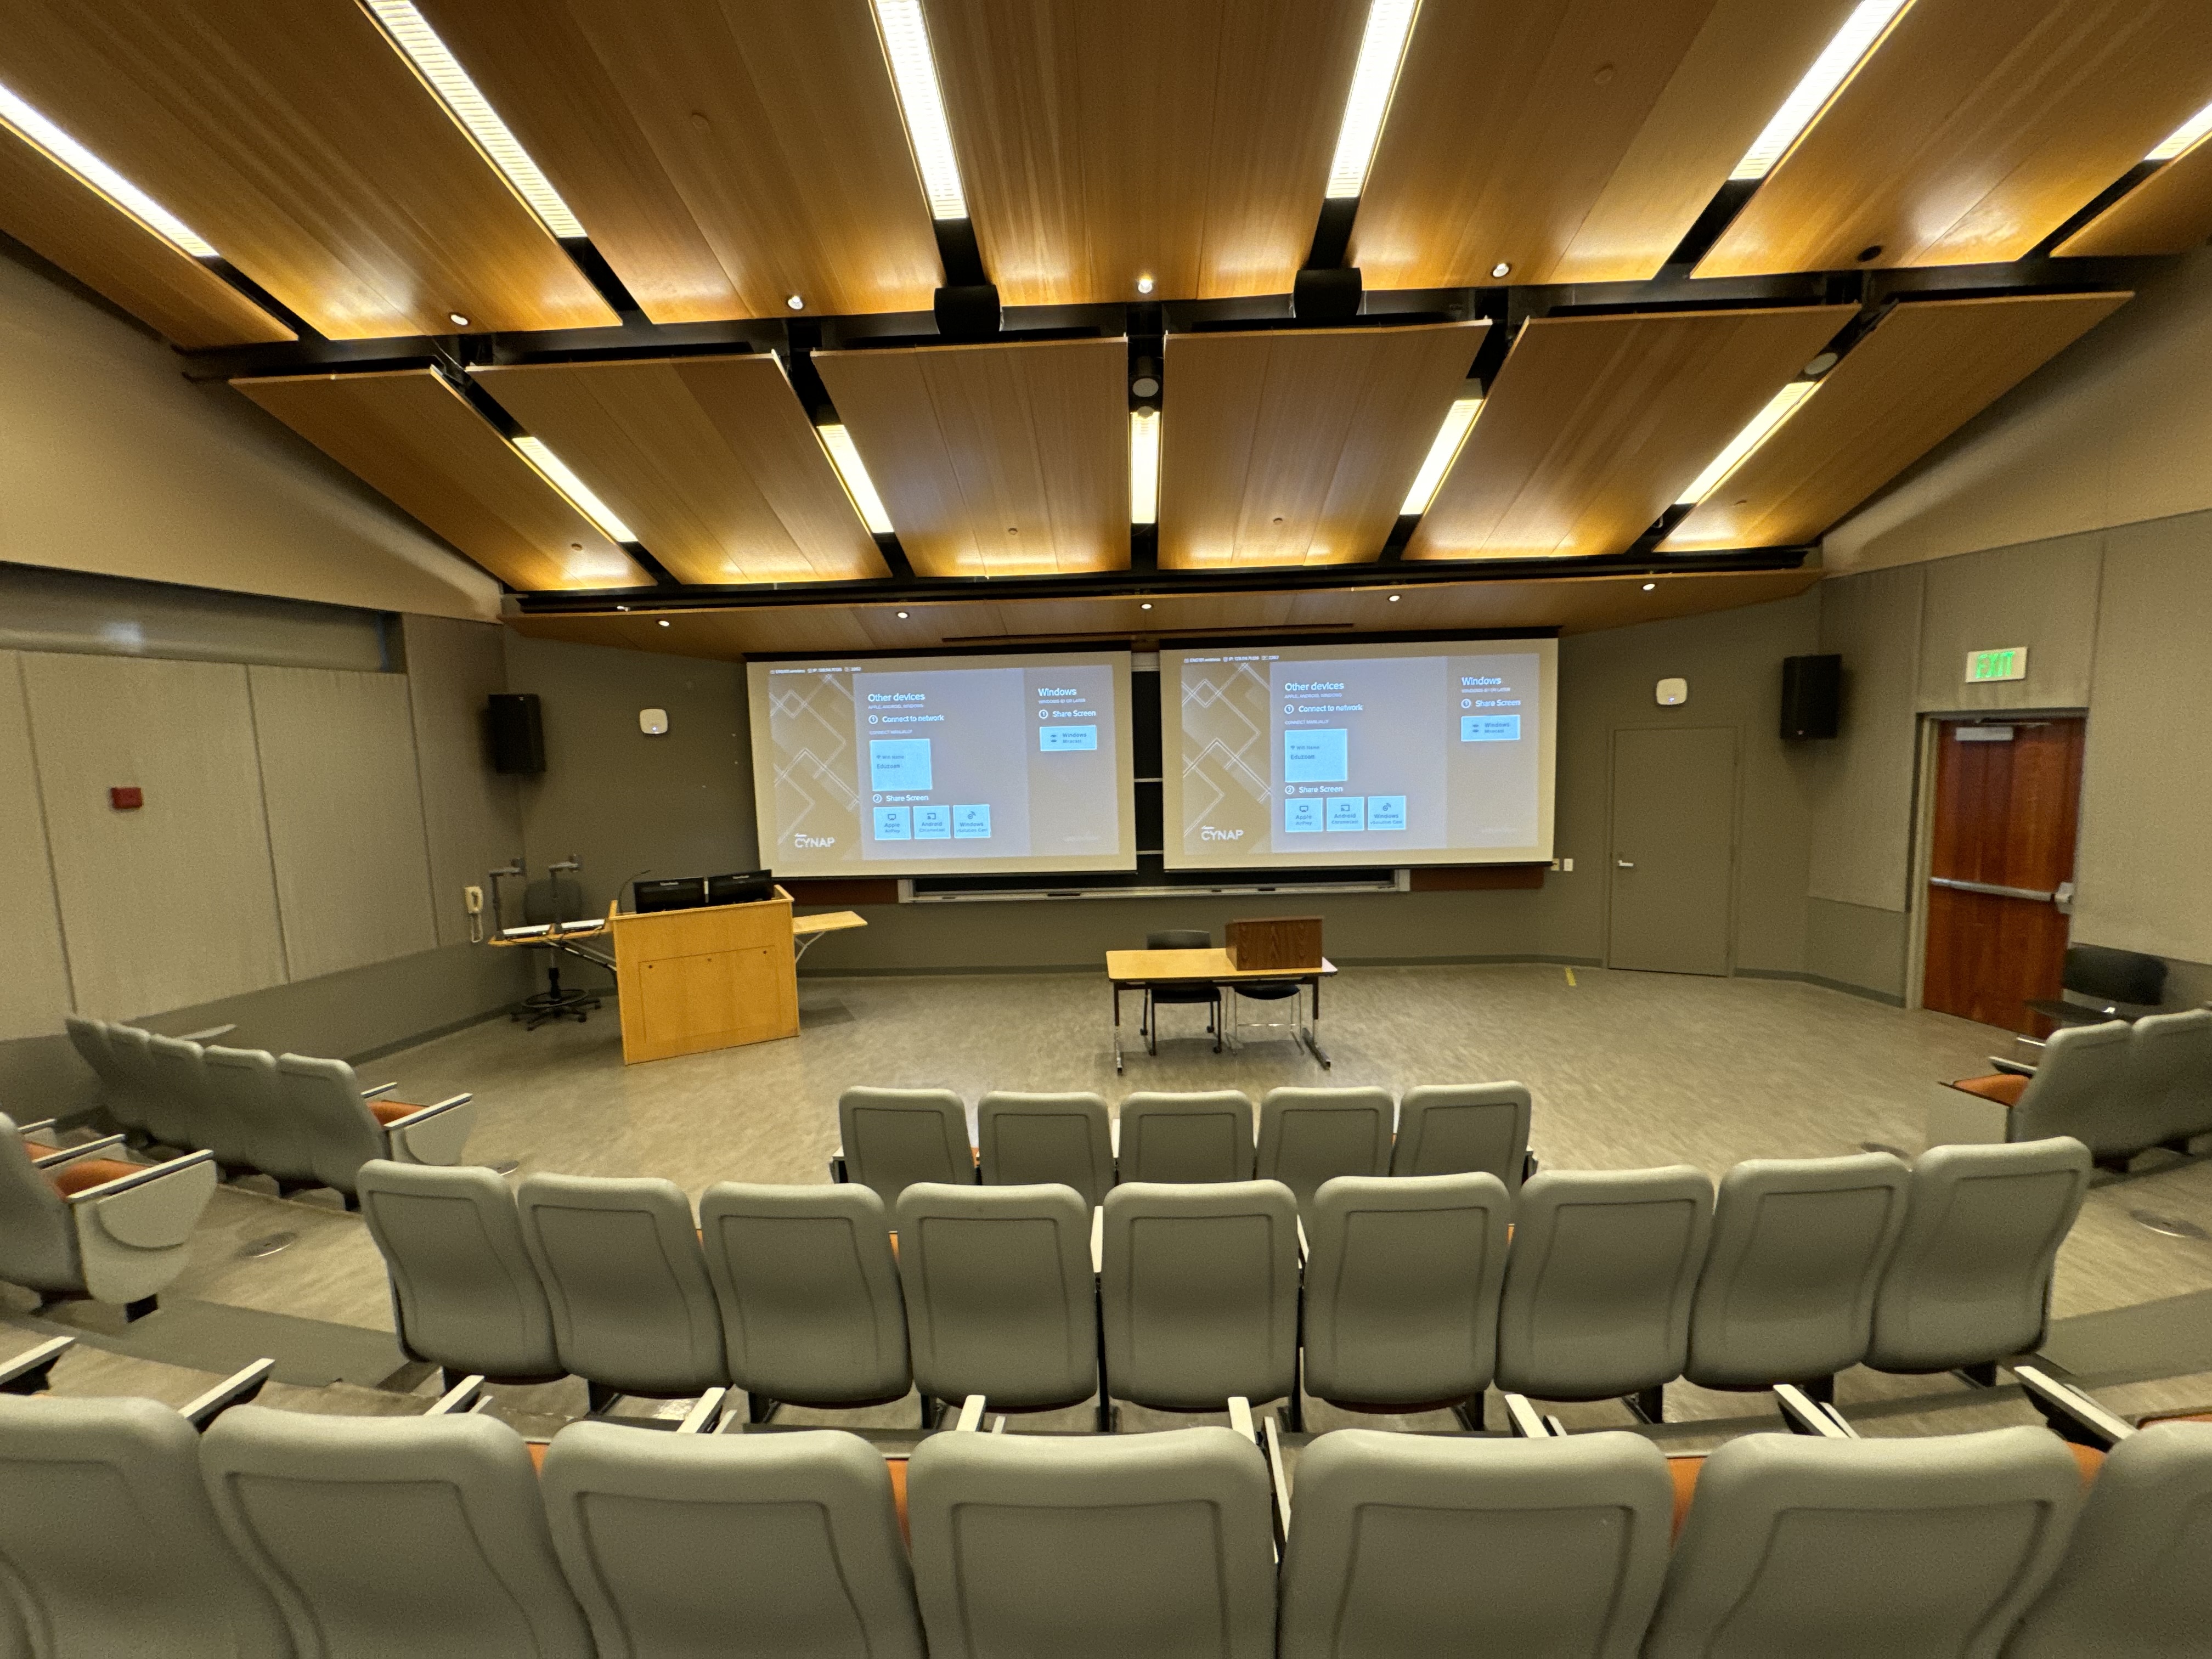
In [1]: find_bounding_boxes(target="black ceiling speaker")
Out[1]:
[934,283,1002,341]
[487,692,546,774]
[1780,654,1842,740]
[1294,265,1363,323]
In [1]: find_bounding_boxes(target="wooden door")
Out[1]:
[1922,718,2084,1034]
[1607,726,1737,975]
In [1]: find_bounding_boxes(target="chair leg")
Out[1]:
[586,1380,621,1415]
[122,1295,158,1324]
[1801,1374,1836,1406]
[749,1393,781,1426]
[1628,1384,1665,1425]
[1955,1362,1999,1389]
[1452,1392,1487,1433]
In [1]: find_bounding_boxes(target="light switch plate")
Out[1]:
[639,708,669,736]
[1655,677,1688,707]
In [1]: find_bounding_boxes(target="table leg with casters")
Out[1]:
[1301,974,1333,1070]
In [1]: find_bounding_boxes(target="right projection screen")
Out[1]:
[1163,639,1559,870]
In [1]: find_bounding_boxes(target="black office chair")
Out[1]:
[2026,944,2168,1031]
[1142,930,1221,1056]
[1228,980,1305,1049]
[515,864,602,1029]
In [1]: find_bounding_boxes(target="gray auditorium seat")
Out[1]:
[1279,1429,1673,1659]
[2130,1007,2212,1153]
[0,1111,217,1314]
[275,1052,476,1202]
[517,1173,727,1404]
[1642,1427,2082,1658]
[837,1087,975,1210]
[1115,1091,1256,1184]
[1866,1138,2091,1376]
[203,1045,320,1193]
[540,1420,924,1659]
[1256,1087,1393,1212]
[1301,1172,1510,1412]
[895,1182,1099,1416]
[0,1393,291,1658]
[1389,1081,1534,1191]
[1494,1166,1713,1413]
[977,1091,1115,1206]
[1932,1020,2128,1153]
[200,1406,594,1659]
[110,1023,193,1150]
[1685,1152,1912,1392]
[907,1426,1275,1659]
[148,1035,257,1173]
[2003,1420,2212,1657]
[63,1015,143,1138]
[1101,1180,1299,1413]
[357,1160,562,1386]
[697,1182,911,1415]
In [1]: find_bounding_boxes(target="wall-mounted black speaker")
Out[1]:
[1780,654,1842,740]
[1293,265,1363,322]
[487,692,545,774]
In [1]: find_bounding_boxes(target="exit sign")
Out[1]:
[1965,646,2028,684]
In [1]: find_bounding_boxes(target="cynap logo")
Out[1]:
[794,833,837,849]
[1200,826,1245,842]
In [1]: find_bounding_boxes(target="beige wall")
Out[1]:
[0,655,73,1040]
[401,616,524,947]
[0,242,499,620]
[1826,249,2212,573]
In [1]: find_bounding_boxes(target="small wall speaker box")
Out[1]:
[1293,266,1363,323]
[933,283,1001,341]
[487,693,546,775]
[1225,916,1324,972]
[1780,653,1842,740]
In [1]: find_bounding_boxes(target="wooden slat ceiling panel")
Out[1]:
[502,567,1821,658]
[1350,0,1859,290]
[2056,142,2212,257]
[1407,305,1855,563]
[1661,292,2132,552]
[1,0,617,340]
[232,370,651,592]
[473,357,888,587]
[922,0,1366,307]
[812,338,1130,579]
[1158,322,1487,571]
[412,0,942,323]
[1697,0,2212,277]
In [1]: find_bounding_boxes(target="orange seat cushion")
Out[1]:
[2139,1410,2212,1426]
[887,1455,910,1544]
[47,1158,144,1197]
[2066,1442,2106,1484]
[1667,1454,1704,1536]
[1950,1074,2029,1107]
[528,1441,548,1472]
[368,1099,418,1126]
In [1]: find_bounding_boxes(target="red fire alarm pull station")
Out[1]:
[110,787,143,810]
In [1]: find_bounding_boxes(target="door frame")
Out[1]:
[1601,722,1742,975]
[1903,708,2088,1013]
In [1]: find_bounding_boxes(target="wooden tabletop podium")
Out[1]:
[607,885,871,1065]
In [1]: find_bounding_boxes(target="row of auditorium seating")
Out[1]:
[1936,1007,2212,1167]
[62,1015,476,1204]
[0,1385,2204,1658]
[0,1110,217,1316]
[358,1137,2090,1429]
[834,1082,1536,1210]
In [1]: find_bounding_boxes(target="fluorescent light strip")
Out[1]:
[1130,411,1161,526]
[1677,382,1818,506]
[0,80,217,257]
[362,0,585,239]
[2147,98,2212,162]
[1325,0,1420,199]
[1729,0,1908,182]
[874,0,967,219]
[512,437,636,541]
[1401,395,1482,515]
[819,425,895,534]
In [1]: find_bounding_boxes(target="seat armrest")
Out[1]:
[1500,1392,1555,1438]
[64,1149,215,1206]
[1989,1057,2038,1077]
[1775,1383,1857,1439]
[1228,1395,1258,1445]
[0,1336,74,1396]
[1090,1205,1104,1275]
[16,1118,56,1139]
[33,1134,128,1169]
[182,1359,274,1430]
[677,1388,729,1435]
[2015,1364,2134,1449]
[953,1393,986,1432]
[1295,1216,1310,1265]
[828,1152,849,1183]
[177,1024,238,1045]
[382,1092,472,1128]
[426,1374,486,1416]
[359,1081,400,1099]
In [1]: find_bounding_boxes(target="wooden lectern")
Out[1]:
[608,887,800,1064]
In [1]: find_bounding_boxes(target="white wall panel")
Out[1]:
[21,653,286,1017]
[0,653,73,1039]
[250,665,438,980]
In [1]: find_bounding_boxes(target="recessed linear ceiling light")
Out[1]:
[1401,395,1483,516]
[1729,0,1908,182]
[362,0,586,239]
[1325,0,1420,199]
[511,436,636,541]
[817,425,895,534]
[2147,97,2212,162]
[0,80,218,257]
[873,0,967,220]
[1675,381,1818,506]
[1130,410,1161,527]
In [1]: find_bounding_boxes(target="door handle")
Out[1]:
[1616,860,1635,869]
[1929,876,2054,902]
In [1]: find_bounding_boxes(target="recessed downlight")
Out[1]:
[1136,275,1155,295]
[1139,601,1154,611]
[786,294,805,311]
[895,610,911,619]
[448,311,470,326]
[657,618,671,627]
[1490,262,1511,278]
[1386,592,1401,602]
[1642,582,1657,591]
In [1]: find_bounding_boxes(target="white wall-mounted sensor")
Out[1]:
[639,708,669,736]
[1655,678,1689,707]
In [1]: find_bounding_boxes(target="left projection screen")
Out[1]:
[748,651,1138,878]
